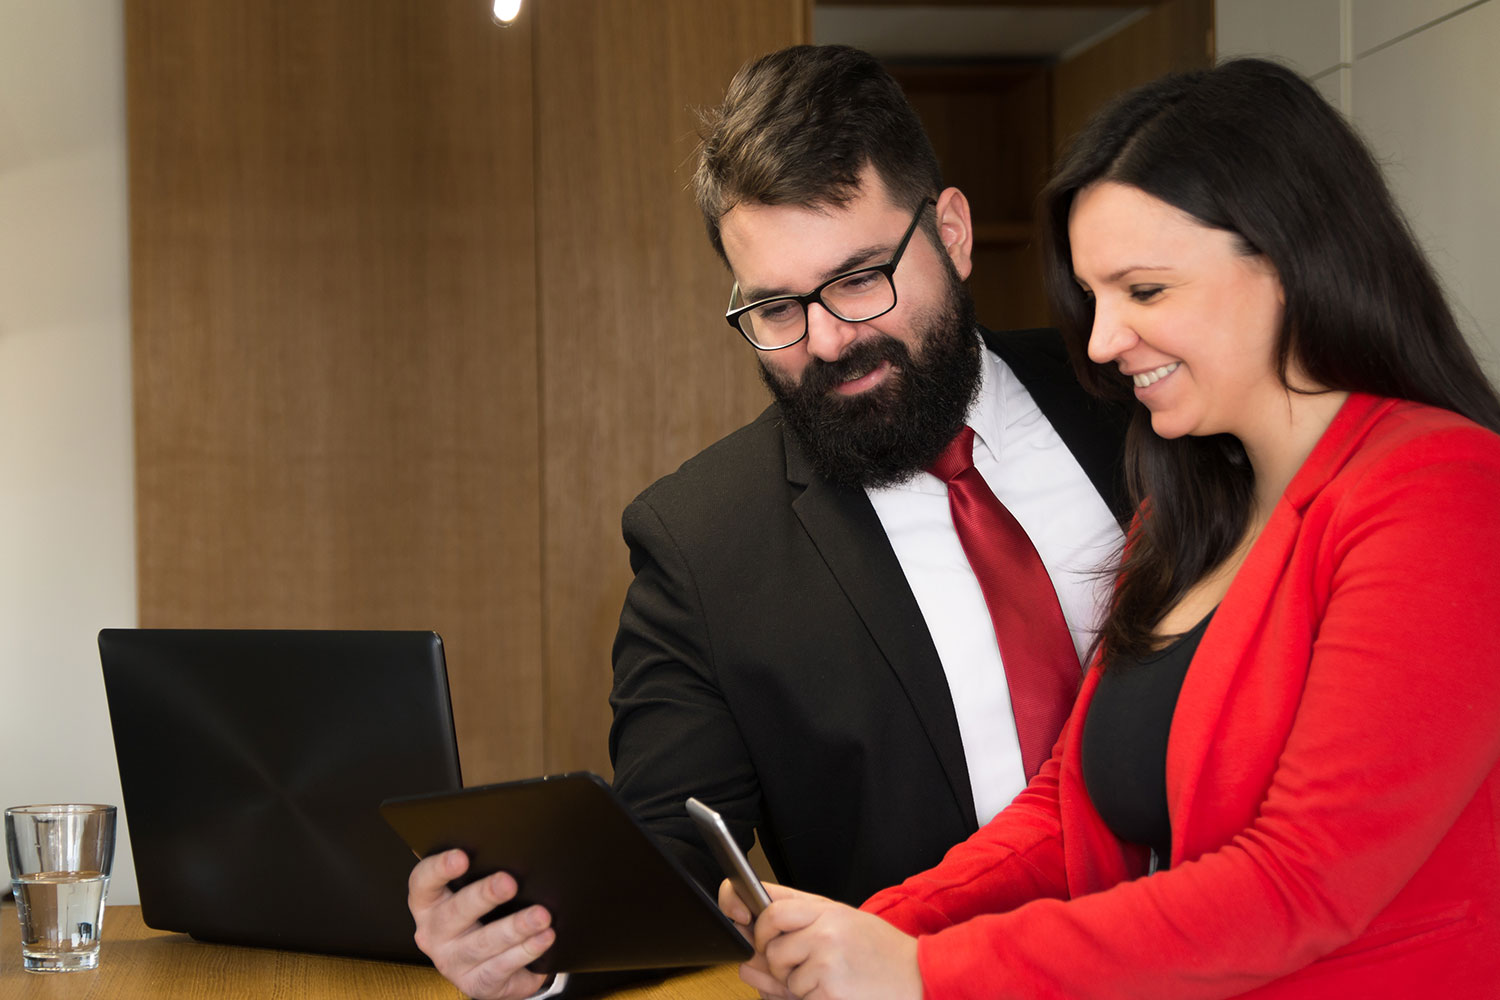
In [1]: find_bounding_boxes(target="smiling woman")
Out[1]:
[1039,56,1500,659]
[732,58,1500,1000]
[1069,181,1290,447]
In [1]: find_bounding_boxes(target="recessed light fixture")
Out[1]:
[492,0,523,26]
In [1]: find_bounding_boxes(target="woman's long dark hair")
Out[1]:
[1040,58,1500,660]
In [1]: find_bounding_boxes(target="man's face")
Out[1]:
[718,171,982,488]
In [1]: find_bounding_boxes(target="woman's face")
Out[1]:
[1068,181,1287,442]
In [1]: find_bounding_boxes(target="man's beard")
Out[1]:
[760,269,981,489]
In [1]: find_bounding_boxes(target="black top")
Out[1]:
[1081,611,1214,868]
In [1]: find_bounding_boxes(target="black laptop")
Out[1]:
[98,629,462,963]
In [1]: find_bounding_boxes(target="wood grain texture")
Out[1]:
[126,0,1207,794]
[820,0,1154,7]
[534,0,809,774]
[1051,0,1215,148]
[127,0,544,783]
[0,903,753,999]
[892,63,1051,228]
[891,62,1053,329]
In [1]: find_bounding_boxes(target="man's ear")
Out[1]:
[935,187,974,281]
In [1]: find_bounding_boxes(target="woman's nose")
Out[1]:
[1086,304,1135,365]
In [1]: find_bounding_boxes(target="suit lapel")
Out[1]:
[1166,394,1387,855]
[1165,504,1296,853]
[983,327,1132,524]
[782,424,979,831]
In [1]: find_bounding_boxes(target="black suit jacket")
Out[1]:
[608,327,1130,907]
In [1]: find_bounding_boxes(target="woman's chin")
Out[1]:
[1147,411,1191,440]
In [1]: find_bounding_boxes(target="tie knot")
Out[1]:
[927,425,977,484]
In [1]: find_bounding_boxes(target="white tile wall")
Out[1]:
[0,0,140,903]
[0,97,25,177]
[1215,0,1344,76]
[1311,66,1351,114]
[1217,0,1500,380]
[1354,0,1500,370]
[1354,0,1482,55]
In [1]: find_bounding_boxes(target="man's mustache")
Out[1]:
[795,336,913,397]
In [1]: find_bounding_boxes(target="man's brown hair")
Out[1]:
[693,45,943,263]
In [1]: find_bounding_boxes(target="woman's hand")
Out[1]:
[718,880,921,1000]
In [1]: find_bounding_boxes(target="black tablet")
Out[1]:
[379,772,752,975]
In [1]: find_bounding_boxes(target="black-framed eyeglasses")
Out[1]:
[724,198,936,351]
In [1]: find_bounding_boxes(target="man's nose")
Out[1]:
[804,301,859,362]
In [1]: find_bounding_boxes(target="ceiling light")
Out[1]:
[492,0,523,26]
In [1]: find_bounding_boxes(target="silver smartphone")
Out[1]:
[685,797,773,918]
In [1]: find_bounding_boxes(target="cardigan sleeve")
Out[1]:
[862,418,1500,999]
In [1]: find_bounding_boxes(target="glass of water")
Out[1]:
[5,804,117,972]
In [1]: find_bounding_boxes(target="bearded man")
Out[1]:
[408,44,1129,999]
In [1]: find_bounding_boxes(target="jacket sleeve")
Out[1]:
[608,495,762,893]
[861,715,1077,935]
[863,423,1500,999]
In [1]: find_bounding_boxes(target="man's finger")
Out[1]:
[458,927,557,1000]
[449,904,552,970]
[408,848,468,909]
[413,865,538,959]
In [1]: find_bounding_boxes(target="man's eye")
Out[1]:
[833,271,881,293]
[753,301,799,325]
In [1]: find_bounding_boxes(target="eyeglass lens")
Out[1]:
[738,270,896,348]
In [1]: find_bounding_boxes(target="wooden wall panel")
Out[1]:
[893,63,1053,329]
[535,0,809,774]
[1052,0,1215,149]
[822,0,1149,6]
[127,0,544,783]
[894,64,1052,228]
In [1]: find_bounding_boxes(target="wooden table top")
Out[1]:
[1,903,754,999]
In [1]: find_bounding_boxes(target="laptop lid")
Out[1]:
[99,628,462,963]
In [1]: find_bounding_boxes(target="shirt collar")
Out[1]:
[967,333,1006,469]
[867,329,1003,497]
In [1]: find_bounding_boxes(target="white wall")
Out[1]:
[1217,0,1500,379]
[0,0,139,902]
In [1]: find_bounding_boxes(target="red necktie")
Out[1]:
[928,425,1081,780]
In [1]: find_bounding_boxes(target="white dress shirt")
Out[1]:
[865,339,1124,825]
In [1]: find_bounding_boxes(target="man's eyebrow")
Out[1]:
[741,242,894,303]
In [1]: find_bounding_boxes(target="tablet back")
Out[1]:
[99,628,461,963]
[381,773,754,974]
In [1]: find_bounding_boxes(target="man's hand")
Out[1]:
[408,849,557,999]
[721,881,921,1000]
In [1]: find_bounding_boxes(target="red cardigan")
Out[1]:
[863,394,1500,998]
